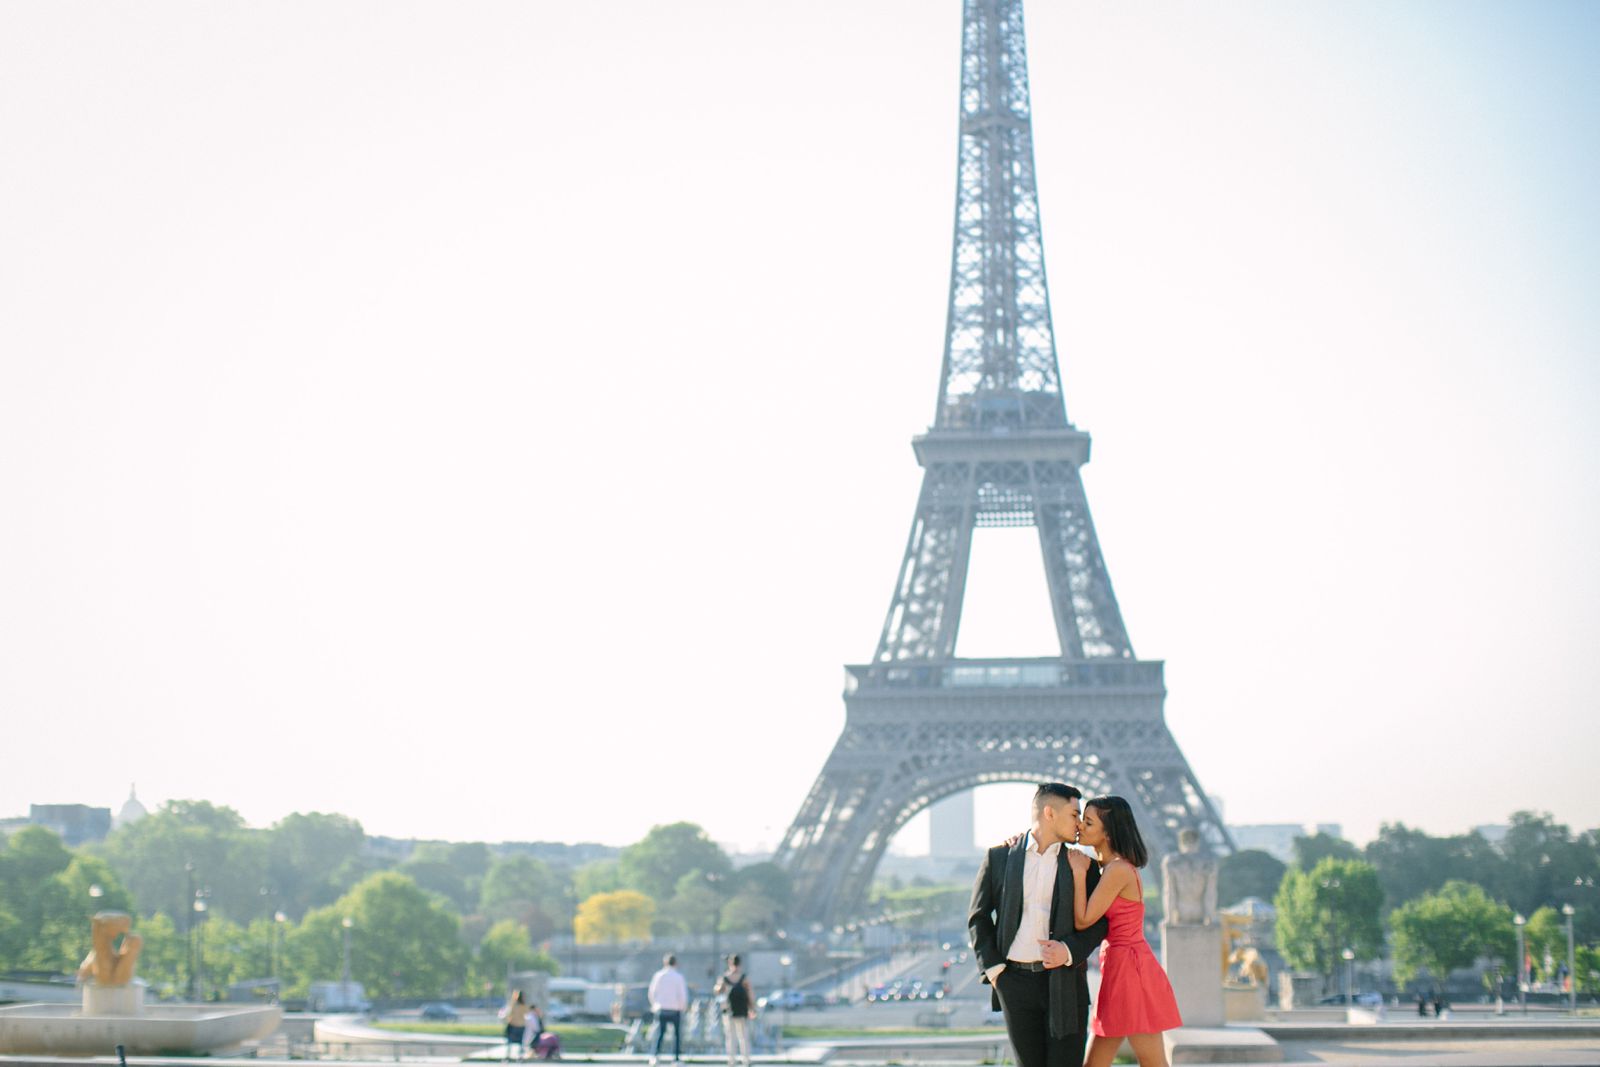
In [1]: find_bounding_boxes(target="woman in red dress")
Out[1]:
[1066,795,1182,1067]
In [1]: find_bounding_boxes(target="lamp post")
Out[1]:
[272,911,287,985]
[184,862,196,1000]
[193,897,209,1002]
[1514,914,1527,1015]
[1563,904,1577,1014]
[1341,948,1355,1006]
[341,917,353,986]
[705,872,726,982]
[778,953,793,1057]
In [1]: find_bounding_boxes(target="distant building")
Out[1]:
[27,803,112,846]
[929,792,976,859]
[114,785,148,830]
[1228,823,1343,864]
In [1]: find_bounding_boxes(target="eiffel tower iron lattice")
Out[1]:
[775,0,1231,926]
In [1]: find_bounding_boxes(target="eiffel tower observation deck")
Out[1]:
[775,0,1230,925]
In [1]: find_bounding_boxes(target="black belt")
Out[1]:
[1005,959,1048,972]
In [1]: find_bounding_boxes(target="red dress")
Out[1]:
[1090,872,1182,1037]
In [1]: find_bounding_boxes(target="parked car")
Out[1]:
[757,990,805,1011]
[798,992,828,1010]
[419,1002,459,1021]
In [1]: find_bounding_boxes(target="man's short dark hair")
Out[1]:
[1032,782,1081,816]
[664,953,676,966]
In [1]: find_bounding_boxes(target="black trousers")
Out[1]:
[995,967,1089,1067]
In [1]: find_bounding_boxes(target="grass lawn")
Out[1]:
[368,1022,625,1051]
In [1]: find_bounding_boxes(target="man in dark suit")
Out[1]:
[968,783,1110,1067]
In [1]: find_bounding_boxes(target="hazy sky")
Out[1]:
[3,1,1596,858]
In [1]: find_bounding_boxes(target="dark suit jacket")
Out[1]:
[968,834,1111,1036]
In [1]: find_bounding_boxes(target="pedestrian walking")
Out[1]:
[498,990,528,1062]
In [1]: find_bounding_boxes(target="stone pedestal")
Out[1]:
[1161,922,1223,1027]
[83,981,145,1016]
[1277,971,1321,1010]
[1223,984,1266,1022]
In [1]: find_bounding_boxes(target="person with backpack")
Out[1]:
[714,954,754,1067]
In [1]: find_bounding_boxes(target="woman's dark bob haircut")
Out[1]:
[1086,795,1149,868]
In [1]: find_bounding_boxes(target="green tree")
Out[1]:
[1217,850,1286,907]
[575,890,654,945]
[472,919,557,995]
[1524,906,1569,983]
[287,872,468,998]
[1390,880,1515,987]
[264,812,368,918]
[480,855,568,940]
[0,826,73,968]
[95,800,269,923]
[732,863,792,910]
[573,860,620,900]
[32,854,135,973]
[658,871,727,937]
[1292,833,1361,871]
[1496,812,1590,918]
[130,912,186,997]
[1575,944,1600,996]
[194,915,250,997]
[617,824,731,902]
[0,900,19,966]
[0,830,136,973]
[398,846,475,914]
[1274,858,1384,982]
[1362,823,1507,910]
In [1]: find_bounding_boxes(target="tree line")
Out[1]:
[1215,811,1600,993]
[0,802,790,1000]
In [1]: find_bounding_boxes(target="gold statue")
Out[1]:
[1226,946,1269,988]
[77,911,143,986]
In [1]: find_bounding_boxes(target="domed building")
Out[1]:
[114,784,148,829]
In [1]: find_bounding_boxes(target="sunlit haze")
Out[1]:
[2,1,1596,856]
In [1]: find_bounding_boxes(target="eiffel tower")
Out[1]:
[775,0,1231,925]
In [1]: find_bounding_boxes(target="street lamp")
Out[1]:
[1563,904,1577,1014]
[272,911,287,985]
[192,897,209,1002]
[778,953,794,1057]
[1341,948,1355,1005]
[89,884,103,901]
[1514,913,1527,1015]
[184,862,197,1000]
[341,917,354,986]
[705,872,728,981]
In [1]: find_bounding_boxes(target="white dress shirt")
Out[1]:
[648,965,689,1011]
[986,830,1074,984]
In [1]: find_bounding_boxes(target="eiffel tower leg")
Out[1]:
[875,464,976,662]
[1035,462,1133,660]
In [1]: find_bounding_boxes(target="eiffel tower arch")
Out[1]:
[775,0,1230,926]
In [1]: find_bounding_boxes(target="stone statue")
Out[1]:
[1161,828,1217,925]
[77,912,143,986]
[1227,946,1269,988]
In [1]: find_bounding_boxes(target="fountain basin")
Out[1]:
[0,1001,280,1055]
